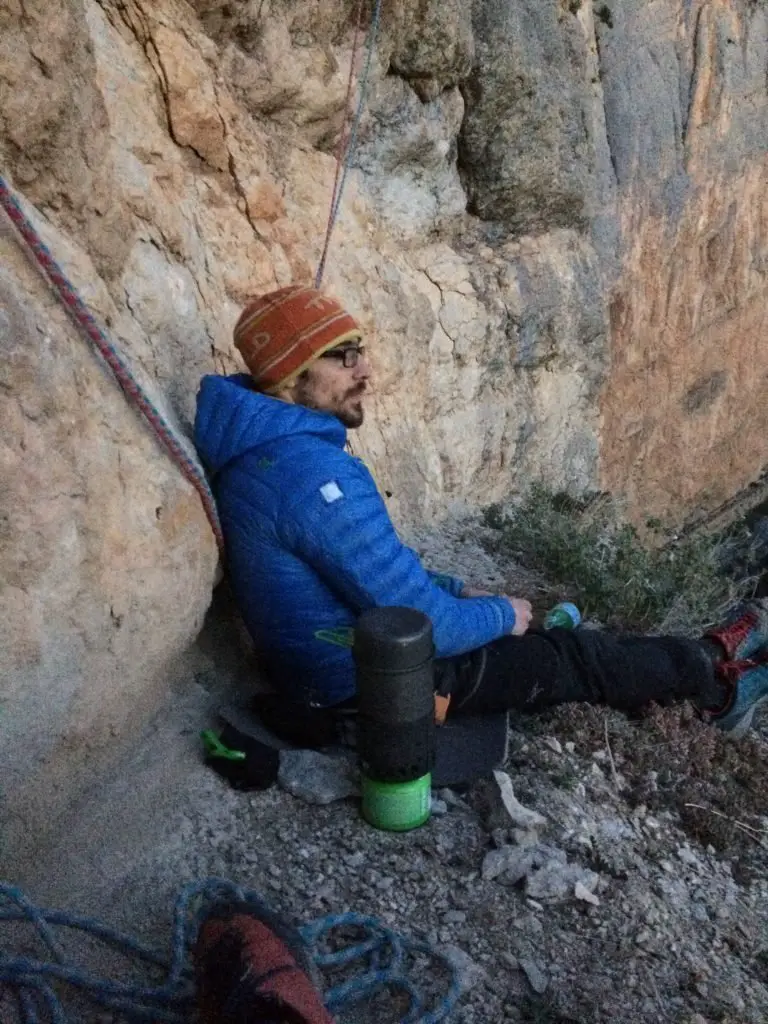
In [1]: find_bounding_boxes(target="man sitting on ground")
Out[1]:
[194,285,768,741]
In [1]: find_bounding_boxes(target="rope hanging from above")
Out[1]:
[0,175,226,556]
[315,0,384,288]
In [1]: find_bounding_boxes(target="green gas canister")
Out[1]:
[353,607,435,831]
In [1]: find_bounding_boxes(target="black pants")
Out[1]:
[443,628,721,716]
[257,630,723,750]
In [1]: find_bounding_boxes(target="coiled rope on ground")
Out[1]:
[0,879,461,1023]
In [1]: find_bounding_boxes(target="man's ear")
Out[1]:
[271,381,297,404]
[272,367,311,404]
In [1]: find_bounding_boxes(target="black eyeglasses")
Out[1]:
[319,344,366,369]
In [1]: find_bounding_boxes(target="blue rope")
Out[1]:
[314,0,384,287]
[0,879,461,1023]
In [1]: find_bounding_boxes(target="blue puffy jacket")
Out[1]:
[194,374,515,705]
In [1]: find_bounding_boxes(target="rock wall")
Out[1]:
[1,0,767,832]
[599,0,768,519]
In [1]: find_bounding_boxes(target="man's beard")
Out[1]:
[340,384,366,428]
[338,400,364,429]
[294,379,366,428]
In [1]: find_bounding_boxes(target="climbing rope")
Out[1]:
[303,911,462,1023]
[0,176,225,555]
[315,0,365,288]
[0,879,461,1023]
[315,0,384,287]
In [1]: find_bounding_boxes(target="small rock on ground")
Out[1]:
[278,749,358,805]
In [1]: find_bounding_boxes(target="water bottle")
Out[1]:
[544,601,582,630]
[353,607,435,831]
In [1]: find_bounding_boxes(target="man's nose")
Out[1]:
[353,353,371,379]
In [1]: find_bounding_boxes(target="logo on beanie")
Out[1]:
[305,292,334,311]
[241,330,272,354]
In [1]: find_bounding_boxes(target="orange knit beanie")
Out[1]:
[233,285,362,393]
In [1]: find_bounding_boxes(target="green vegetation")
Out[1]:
[483,485,754,635]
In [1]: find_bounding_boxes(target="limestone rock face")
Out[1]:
[1,0,767,829]
[390,0,475,102]
[597,0,768,518]
[460,0,596,233]
[0,221,217,831]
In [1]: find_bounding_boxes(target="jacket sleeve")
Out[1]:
[279,458,515,658]
[427,571,465,597]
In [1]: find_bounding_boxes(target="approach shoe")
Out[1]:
[194,897,335,1024]
[712,653,768,739]
[705,598,768,661]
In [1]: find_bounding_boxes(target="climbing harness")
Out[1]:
[0,176,225,555]
[0,878,461,1023]
[315,0,384,288]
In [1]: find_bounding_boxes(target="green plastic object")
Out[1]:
[361,772,432,832]
[543,602,581,630]
[201,729,246,762]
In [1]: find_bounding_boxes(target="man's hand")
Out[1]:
[462,586,532,635]
[504,597,532,636]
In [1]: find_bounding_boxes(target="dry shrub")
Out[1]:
[542,703,768,866]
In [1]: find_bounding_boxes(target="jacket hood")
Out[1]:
[194,373,347,477]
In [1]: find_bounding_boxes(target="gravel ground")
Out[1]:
[6,513,768,1024]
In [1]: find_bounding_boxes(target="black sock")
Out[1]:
[693,640,731,712]
[699,637,726,666]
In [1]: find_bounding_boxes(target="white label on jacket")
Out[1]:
[320,481,343,503]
